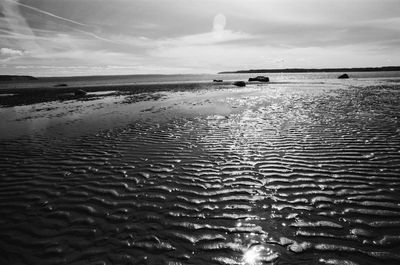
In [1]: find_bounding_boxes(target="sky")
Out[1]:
[0,0,400,76]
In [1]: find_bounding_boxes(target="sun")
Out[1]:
[213,13,226,32]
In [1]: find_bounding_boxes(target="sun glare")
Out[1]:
[242,245,263,265]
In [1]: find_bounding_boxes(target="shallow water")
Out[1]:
[0,80,400,265]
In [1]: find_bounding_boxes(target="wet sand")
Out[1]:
[1,80,400,265]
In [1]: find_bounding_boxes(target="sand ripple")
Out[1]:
[0,84,400,264]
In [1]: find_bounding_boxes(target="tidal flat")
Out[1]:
[1,79,400,265]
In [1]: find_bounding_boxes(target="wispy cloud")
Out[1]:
[1,0,40,52]
[11,0,90,28]
[166,30,253,46]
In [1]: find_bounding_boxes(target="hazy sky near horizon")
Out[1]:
[1,0,400,76]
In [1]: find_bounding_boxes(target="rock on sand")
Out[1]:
[248,76,270,82]
[233,81,246,87]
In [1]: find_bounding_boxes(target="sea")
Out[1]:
[1,71,400,90]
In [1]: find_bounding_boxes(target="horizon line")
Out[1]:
[1,65,400,79]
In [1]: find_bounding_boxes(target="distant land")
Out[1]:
[218,66,400,74]
[0,75,38,82]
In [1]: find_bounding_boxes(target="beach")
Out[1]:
[1,74,400,265]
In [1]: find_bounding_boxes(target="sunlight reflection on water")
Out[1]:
[242,244,278,265]
[243,245,263,264]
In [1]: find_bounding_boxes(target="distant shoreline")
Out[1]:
[219,66,400,74]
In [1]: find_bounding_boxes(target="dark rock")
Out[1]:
[338,73,349,79]
[54,84,68,87]
[233,81,246,87]
[74,89,87,96]
[249,76,269,82]
[213,79,223,82]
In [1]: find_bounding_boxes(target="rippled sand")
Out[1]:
[1,80,400,265]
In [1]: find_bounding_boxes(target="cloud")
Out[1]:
[12,1,90,28]
[0,47,23,56]
[1,0,400,75]
[0,47,24,61]
[159,30,254,47]
[0,0,40,52]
